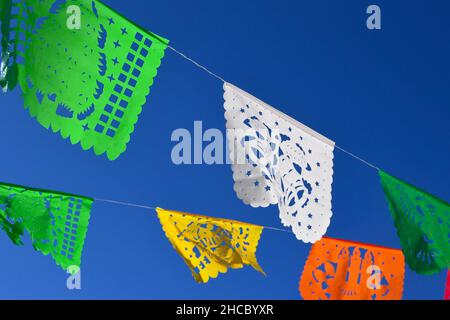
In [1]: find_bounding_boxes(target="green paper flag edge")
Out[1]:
[0,181,93,270]
[2,0,169,160]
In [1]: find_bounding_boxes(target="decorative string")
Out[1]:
[167,45,381,173]
[3,42,381,238]
[167,45,227,83]
[335,145,380,171]
[94,197,292,234]
[2,17,381,237]
[93,197,156,210]
[92,43,382,235]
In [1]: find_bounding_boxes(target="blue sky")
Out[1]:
[0,0,449,299]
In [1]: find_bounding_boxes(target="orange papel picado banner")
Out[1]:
[156,208,265,283]
[299,237,405,300]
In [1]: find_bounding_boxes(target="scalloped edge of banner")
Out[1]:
[156,208,265,284]
[223,83,335,244]
[299,238,406,300]
[20,45,167,161]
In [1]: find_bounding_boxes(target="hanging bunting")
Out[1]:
[156,208,265,283]
[445,270,450,300]
[0,182,93,270]
[379,171,450,275]
[299,237,405,300]
[0,0,168,160]
[223,83,335,243]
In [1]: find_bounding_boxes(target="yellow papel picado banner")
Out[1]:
[156,208,265,283]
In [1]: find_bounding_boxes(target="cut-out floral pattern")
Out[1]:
[379,171,450,275]
[0,181,92,270]
[300,237,405,300]
[157,208,265,283]
[223,83,335,243]
[1,0,168,159]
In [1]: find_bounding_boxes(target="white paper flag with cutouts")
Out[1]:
[223,83,335,243]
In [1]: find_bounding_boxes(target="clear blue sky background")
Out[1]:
[0,0,449,299]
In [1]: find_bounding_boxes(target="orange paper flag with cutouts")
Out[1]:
[300,237,405,300]
[156,208,265,283]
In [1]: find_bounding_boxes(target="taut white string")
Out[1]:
[167,44,381,173]
[167,44,226,83]
[94,197,156,210]
[335,145,380,171]
[94,197,292,234]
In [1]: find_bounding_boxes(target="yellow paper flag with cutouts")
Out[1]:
[156,208,265,283]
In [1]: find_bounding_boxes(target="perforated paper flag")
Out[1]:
[223,83,335,243]
[156,208,265,283]
[299,237,405,300]
[0,0,168,160]
[0,182,93,270]
[380,171,450,275]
